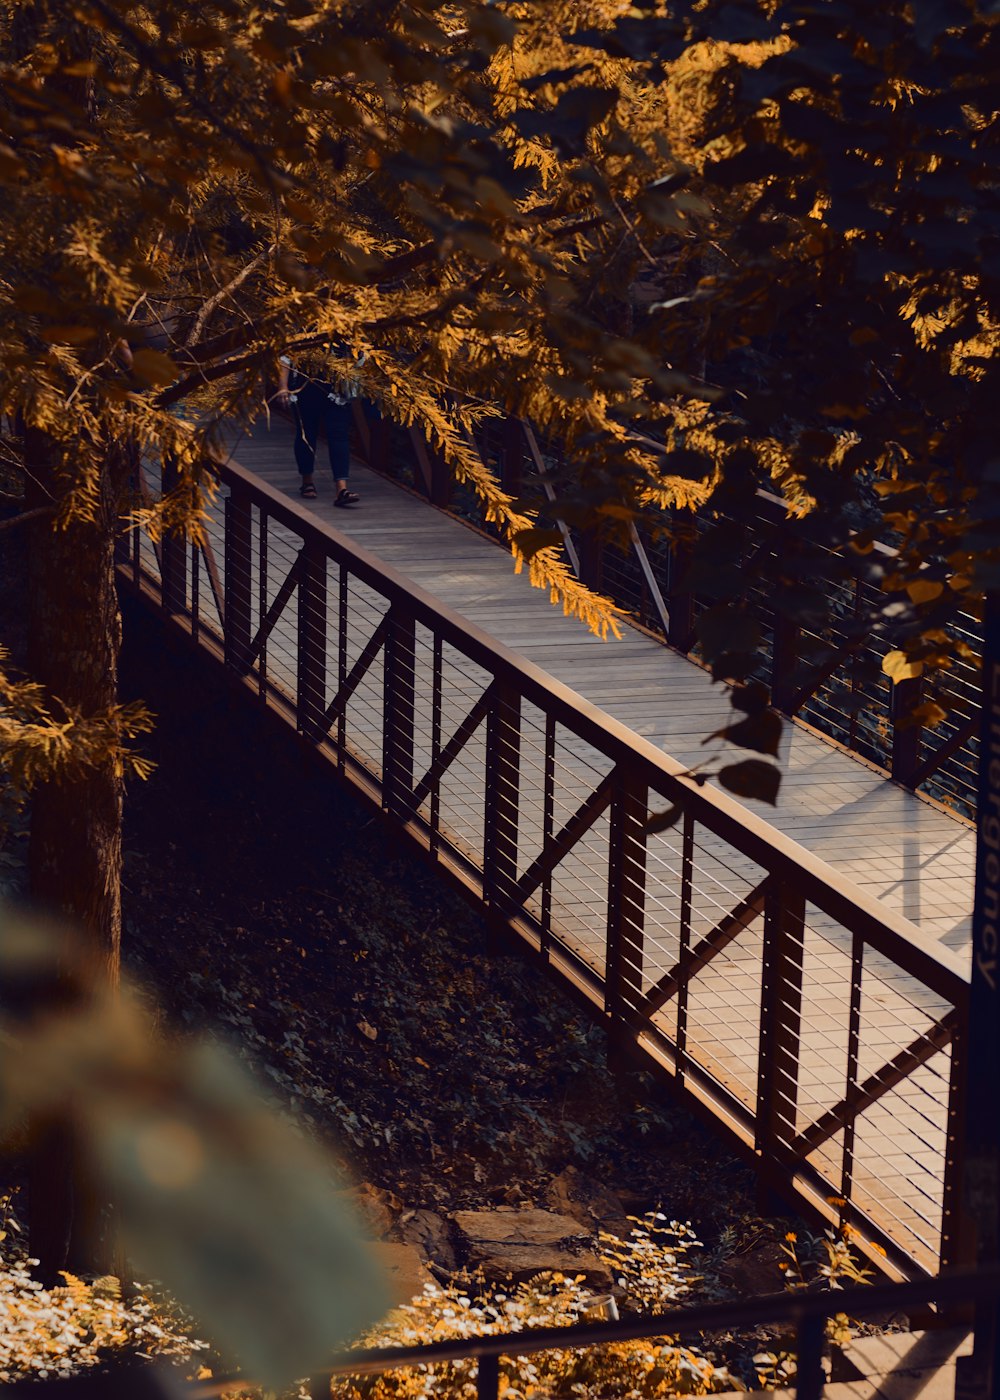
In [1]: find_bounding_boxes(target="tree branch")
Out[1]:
[0,506,55,533]
[185,247,275,348]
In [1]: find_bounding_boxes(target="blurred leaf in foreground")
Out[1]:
[0,913,389,1388]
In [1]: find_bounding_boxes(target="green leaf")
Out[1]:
[906,579,944,605]
[912,701,948,729]
[95,1042,389,1387]
[40,325,98,345]
[718,759,781,805]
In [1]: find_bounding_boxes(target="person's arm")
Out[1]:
[276,355,292,407]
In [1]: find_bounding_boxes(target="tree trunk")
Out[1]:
[25,426,126,1278]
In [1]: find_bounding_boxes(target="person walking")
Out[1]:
[276,347,363,506]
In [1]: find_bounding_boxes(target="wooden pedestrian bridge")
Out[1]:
[120,410,978,1287]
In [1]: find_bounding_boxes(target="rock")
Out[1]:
[453,1208,611,1290]
[398,1208,458,1272]
[369,1241,435,1304]
[719,1241,788,1297]
[453,1208,587,1248]
[543,1168,631,1239]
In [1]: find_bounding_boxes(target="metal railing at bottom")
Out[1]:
[5,1267,999,1400]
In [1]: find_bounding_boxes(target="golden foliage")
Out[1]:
[344,1264,730,1400]
[0,648,154,795]
[0,1237,205,1382]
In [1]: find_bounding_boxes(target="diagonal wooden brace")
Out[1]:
[317,612,391,738]
[636,876,772,1023]
[794,1010,958,1159]
[245,549,304,671]
[409,680,497,816]
[512,772,615,909]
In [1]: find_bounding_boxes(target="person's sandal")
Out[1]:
[334,488,360,508]
[299,481,318,499]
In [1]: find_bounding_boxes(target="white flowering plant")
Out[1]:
[599,1213,704,1315]
[336,1270,734,1400]
[0,1257,207,1382]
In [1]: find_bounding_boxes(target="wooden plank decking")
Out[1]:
[222,415,976,959]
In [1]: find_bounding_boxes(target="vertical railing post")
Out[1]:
[257,513,268,698]
[336,563,348,769]
[160,452,188,617]
[477,1353,499,1400]
[794,1311,826,1400]
[190,540,200,641]
[541,714,556,954]
[667,512,697,653]
[501,416,524,496]
[429,635,443,857]
[483,682,521,914]
[839,932,864,1221]
[771,610,800,715]
[408,427,451,508]
[297,541,327,740]
[430,450,451,509]
[891,674,924,788]
[755,881,806,1189]
[605,768,648,1066]
[675,810,695,1084]
[351,399,371,461]
[941,1004,973,1270]
[224,487,253,673]
[382,606,417,818]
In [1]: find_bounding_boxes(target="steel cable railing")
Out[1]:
[119,449,972,1282]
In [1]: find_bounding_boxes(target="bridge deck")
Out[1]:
[224,415,975,958]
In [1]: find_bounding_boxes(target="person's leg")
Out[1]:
[326,399,358,505]
[294,384,322,495]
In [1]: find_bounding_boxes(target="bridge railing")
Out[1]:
[7,1267,996,1400]
[121,451,971,1282]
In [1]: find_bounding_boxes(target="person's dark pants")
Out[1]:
[292,382,352,481]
